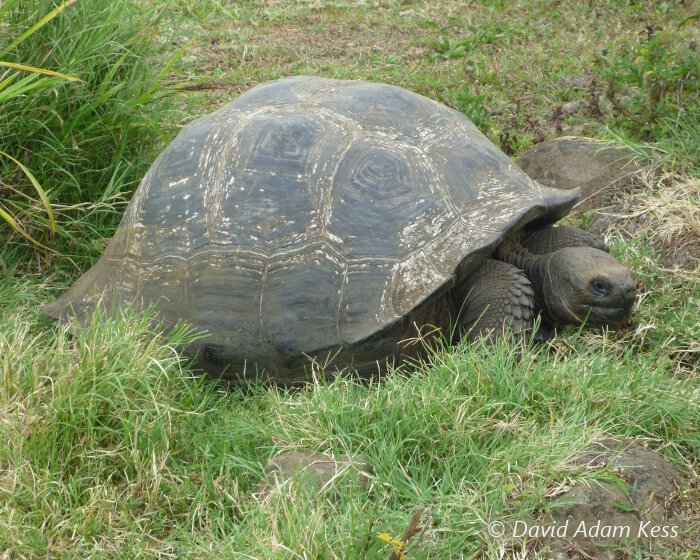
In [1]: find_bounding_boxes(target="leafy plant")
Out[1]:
[601,22,699,140]
[426,22,521,60]
[454,83,492,130]
[426,37,473,60]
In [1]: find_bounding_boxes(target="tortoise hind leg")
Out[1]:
[455,259,535,342]
[520,224,608,253]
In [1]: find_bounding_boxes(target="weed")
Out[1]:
[601,28,699,141]
[454,83,492,130]
[426,22,521,61]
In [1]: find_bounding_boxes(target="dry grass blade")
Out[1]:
[0,61,80,81]
[632,178,700,244]
[623,176,700,272]
[0,206,51,250]
[388,507,425,560]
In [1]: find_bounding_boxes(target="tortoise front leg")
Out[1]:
[520,224,608,253]
[455,259,535,342]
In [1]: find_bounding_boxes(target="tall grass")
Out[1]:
[0,0,174,263]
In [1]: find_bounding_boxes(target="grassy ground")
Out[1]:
[1,0,699,558]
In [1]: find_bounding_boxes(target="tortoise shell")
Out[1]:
[45,76,577,382]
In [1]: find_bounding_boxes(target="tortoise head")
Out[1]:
[540,246,636,328]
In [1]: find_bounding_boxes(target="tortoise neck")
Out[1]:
[496,234,552,315]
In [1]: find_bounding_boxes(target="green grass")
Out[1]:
[157,0,699,160]
[1,0,699,558]
[0,0,176,267]
[2,288,698,557]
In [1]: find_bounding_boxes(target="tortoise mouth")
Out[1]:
[589,305,633,325]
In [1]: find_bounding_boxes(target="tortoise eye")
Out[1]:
[591,278,611,297]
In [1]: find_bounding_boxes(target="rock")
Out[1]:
[561,100,583,116]
[517,137,646,212]
[559,73,595,91]
[522,141,698,272]
[258,449,373,502]
[543,439,685,558]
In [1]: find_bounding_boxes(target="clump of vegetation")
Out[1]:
[602,25,698,128]
[600,21,700,170]
[425,21,520,61]
[0,0,174,263]
[0,301,266,557]
[453,83,492,131]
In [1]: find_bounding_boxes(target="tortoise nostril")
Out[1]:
[623,285,637,307]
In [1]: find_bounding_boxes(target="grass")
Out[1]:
[2,296,698,557]
[0,0,177,267]
[1,0,699,558]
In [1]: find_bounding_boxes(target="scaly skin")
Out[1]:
[497,227,635,330]
[458,225,636,339]
[456,259,535,341]
[520,224,608,253]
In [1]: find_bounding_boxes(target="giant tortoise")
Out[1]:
[44,76,636,383]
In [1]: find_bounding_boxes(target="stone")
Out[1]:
[258,449,373,501]
[561,100,583,116]
[543,439,685,558]
[517,137,646,212]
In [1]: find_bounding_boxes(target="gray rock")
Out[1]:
[259,450,373,501]
[543,439,685,558]
[561,100,584,116]
[518,138,646,211]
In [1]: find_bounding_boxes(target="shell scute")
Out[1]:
[327,142,440,259]
[247,113,323,175]
[261,249,345,362]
